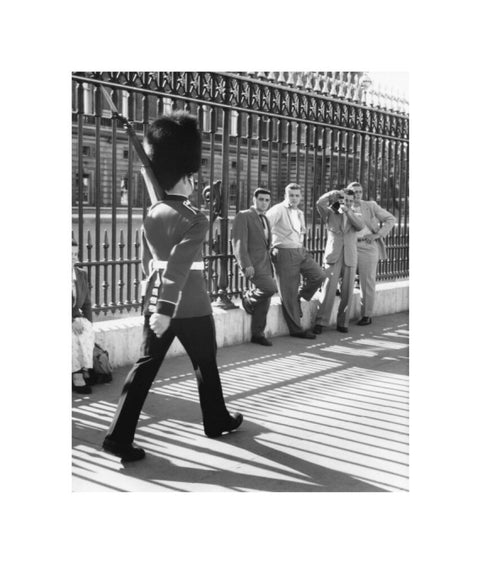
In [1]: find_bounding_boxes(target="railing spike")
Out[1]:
[345,83,354,101]
[329,78,338,97]
[322,76,330,95]
[305,73,313,91]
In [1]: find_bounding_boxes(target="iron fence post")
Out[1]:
[72,72,409,318]
[214,103,238,310]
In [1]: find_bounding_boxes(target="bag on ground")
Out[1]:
[92,343,113,383]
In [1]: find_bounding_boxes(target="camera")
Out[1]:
[329,192,344,213]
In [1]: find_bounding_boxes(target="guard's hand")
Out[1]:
[149,313,170,338]
[72,318,84,335]
[244,266,255,279]
[364,234,377,244]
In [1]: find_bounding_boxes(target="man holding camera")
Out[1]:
[314,187,365,334]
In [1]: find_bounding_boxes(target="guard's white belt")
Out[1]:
[152,260,204,270]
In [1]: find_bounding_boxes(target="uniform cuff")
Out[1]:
[156,300,176,317]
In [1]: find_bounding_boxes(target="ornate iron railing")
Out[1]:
[72,71,409,318]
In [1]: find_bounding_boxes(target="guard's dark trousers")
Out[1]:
[106,314,231,443]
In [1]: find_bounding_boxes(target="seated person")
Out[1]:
[72,238,95,394]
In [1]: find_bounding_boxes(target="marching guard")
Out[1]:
[103,111,243,462]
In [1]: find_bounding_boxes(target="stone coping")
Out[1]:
[93,280,409,368]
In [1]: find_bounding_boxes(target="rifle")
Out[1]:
[100,86,163,203]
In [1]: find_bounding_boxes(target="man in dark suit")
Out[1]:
[103,111,242,462]
[231,188,277,346]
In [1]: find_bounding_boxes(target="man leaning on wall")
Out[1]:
[350,181,396,325]
[266,183,326,339]
[231,188,277,346]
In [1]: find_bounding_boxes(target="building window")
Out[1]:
[202,106,212,131]
[231,110,239,136]
[83,83,94,115]
[231,161,237,169]
[120,177,128,206]
[82,146,91,157]
[123,149,129,159]
[261,164,268,173]
[74,173,92,205]
[163,97,173,115]
[121,91,129,118]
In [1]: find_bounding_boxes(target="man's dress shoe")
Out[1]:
[290,330,316,339]
[357,316,372,326]
[336,326,349,333]
[251,335,273,346]
[102,438,146,462]
[313,324,323,334]
[241,295,254,315]
[205,412,244,438]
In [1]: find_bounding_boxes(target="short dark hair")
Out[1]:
[285,182,301,192]
[254,188,271,198]
[144,111,202,191]
[344,187,355,197]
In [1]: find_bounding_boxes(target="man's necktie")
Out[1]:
[259,214,268,239]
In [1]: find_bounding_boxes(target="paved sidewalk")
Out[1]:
[72,312,409,492]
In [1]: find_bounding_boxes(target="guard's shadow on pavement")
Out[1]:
[114,418,387,492]
[72,312,408,492]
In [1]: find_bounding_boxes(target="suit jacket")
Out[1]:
[356,200,396,260]
[142,194,211,319]
[231,207,273,276]
[316,191,365,267]
[72,267,92,322]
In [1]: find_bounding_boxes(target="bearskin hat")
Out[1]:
[144,111,202,191]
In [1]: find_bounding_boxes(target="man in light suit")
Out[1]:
[314,187,365,334]
[231,188,277,346]
[349,182,396,325]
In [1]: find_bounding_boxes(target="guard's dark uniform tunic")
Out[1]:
[106,194,231,443]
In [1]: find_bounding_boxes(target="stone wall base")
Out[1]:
[94,280,409,368]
